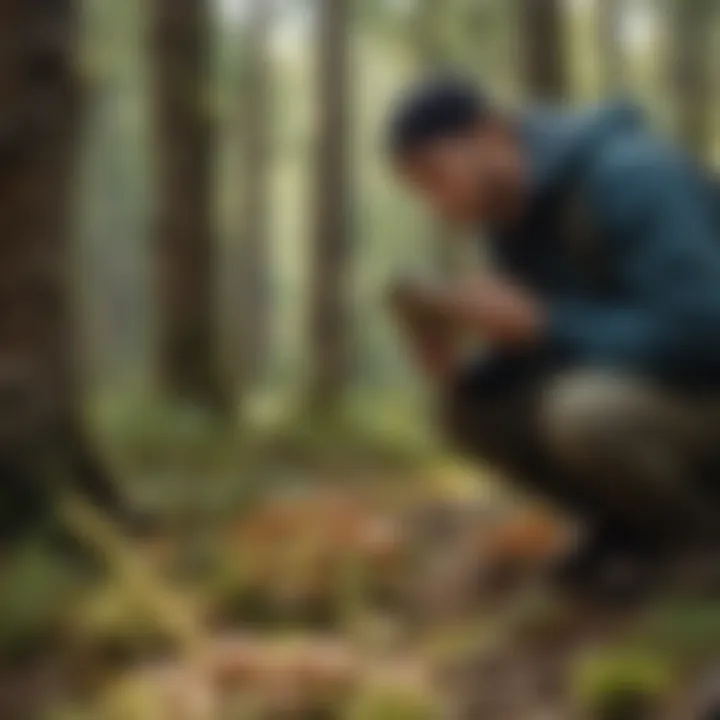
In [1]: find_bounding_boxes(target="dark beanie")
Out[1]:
[386,74,489,159]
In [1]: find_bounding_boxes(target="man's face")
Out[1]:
[395,122,525,229]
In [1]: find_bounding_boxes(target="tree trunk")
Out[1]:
[670,0,715,161]
[0,0,121,538]
[416,0,445,68]
[416,0,459,276]
[307,0,351,413]
[518,0,568,102]
[151,0,226,411]
[236,0,273,403]
[597,0,625,95]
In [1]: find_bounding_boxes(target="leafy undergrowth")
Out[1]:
[2,414,720,719]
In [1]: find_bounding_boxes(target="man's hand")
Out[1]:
[388,277,460,382]
[388,273,545,376]
[448,273,546,348]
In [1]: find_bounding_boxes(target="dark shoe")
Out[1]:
[552,524,669,604]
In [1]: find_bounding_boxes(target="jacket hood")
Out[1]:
[520,101,646,202]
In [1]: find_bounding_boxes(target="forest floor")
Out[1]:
[1,407,720,719]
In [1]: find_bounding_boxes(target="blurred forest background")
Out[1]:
[0,0,719,718]
[81,0,719,423]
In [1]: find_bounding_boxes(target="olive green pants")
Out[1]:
[442,363,720,545]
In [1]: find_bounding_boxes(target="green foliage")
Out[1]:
[638,599,720,663]
[43,709,93,720]
[261,407,438,472]
[98,393,231,467]
[0,539,83,658]
[573,649,675,720]
[93,675,174,720]
[93,392,260,520]
[69,582,178,662]
[346,685,441,720]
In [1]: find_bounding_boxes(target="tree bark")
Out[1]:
[236,0,273,403]
[307,0,351,413]
[415,0,459,276]
[518,0,568,102]
[0,0,121,538]
[669,0,715,161]
[150,0,226,411]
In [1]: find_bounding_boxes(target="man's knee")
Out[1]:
[538,370,676,472]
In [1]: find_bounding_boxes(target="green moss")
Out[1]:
[639,599,720,663]
[346,686,441,720]
[0,539,83,658]
[68,583,178,663]
[573,650,675,720]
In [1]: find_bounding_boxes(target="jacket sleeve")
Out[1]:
[544,138,720,379]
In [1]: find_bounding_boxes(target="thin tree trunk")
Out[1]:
[416,0,445,68]
[597,0,625,95]
[416,0,459,276]
[308,0,351,413]
[518,0,568,102]
[669,0,715,161]
[151,0,226,411]
[236,0,273,403]
[0,0,121,538]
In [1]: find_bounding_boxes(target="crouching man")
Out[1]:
[385,76,720,583]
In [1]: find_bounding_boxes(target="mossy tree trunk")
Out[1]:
[0,0,120,538]
[307,0,351,414]
[236,0,273,406]
[415,0,460,276]
[670,0,716,161]
[151,0,226,412]
[518,0,568,102]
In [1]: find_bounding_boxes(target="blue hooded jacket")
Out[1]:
[492,103,720,385]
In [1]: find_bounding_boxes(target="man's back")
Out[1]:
[492,103,720,385]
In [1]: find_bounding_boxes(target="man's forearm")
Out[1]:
[389,273,544,382]
[429,276,546,349]
[395,307,459,382]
